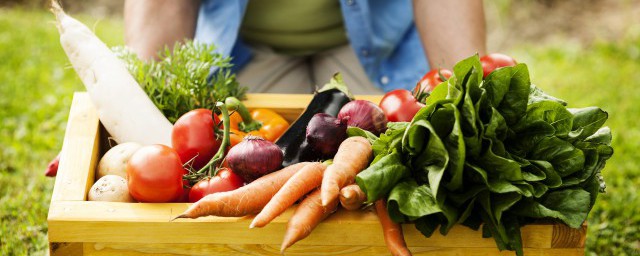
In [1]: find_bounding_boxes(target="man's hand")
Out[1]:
[413,0,487,69]
[124,0,201,60]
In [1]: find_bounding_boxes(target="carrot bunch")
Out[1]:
[174,136,410,255]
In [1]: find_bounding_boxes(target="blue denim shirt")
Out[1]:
[194,0,430,92]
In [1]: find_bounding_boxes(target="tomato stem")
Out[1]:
[197,102,231,176]
[225,97,262,132]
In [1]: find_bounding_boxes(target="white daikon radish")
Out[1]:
[51,1,172,146]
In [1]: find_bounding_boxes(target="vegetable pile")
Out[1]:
[356,55,613,255]
[52,4,613,254]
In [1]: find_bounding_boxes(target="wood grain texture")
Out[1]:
[552,222,587,248]
[50,242,82,256]
[50,92,100,202]
[48,201,556,248]
[82,242,583,256]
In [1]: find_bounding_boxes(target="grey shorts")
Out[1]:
[236,44,383,95]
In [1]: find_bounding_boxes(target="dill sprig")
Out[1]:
[114,41,247,123]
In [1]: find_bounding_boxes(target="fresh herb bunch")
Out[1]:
[352,55,613,256]
[114,41,247,123]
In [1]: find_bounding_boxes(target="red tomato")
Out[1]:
[188,168,245,202]
[127,144,186,203]
[176,179,191,202]
[172,109,221,170]
[480,53,517,78]
[415,68,452,95]
[379,89,425,122]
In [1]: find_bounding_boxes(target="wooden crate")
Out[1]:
[48,92,586,256]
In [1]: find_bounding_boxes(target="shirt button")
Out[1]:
[380,76,389,85]
[361,49,369,57]
[346,0,355,6]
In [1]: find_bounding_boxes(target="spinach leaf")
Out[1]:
[346,126,378,144]
[512,189,590,228]
[356,152,410,203]
[353,54,613,256]
[567,107,608,141]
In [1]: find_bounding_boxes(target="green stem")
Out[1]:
[225,97,262,132]
[197,102,231,176]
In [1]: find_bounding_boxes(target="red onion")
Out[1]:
[226,136,284,182]
[338,100,388,135]
[306,113,349,159]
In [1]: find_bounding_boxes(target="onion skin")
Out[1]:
[338,100,388,135]
[306,113,349,159]
[227,136,284,182]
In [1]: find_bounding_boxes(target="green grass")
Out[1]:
[0,7,638,256]
[0,8,123,255]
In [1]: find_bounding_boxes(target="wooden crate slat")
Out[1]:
[80,242,583,256]
[551,222,587,248]
[50,92,100,202]
[48,201,555,248]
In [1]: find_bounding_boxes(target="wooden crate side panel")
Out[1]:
[50,92,100,202]
[48,201,554,248]
[244,94,382,122]
[82,243,584,256]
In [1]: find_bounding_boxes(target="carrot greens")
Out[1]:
[114,42,247,123]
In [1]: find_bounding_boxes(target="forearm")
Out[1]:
[124,0,200,60]
[413,0,486,69]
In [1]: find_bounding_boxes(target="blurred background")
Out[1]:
[0,0,638,255]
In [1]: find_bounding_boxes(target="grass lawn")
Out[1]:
[1,7,638,256]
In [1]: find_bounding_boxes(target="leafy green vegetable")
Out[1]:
[355,55,613,255]
[114,41,246,123]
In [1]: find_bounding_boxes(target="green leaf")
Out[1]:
[585,126,612,145]
[529,137,585,177]
[404,119,449,198]
[318,73,354,99]
[427,103,466,191]
[512,189,591,228]
[371,123,407,161]
[466,163,531,197]
[528,84,567,105]
[483,64,532,125]
[388,180,443,218]
[356,152,411,203]
[414,215,441,237]
[347,126,378,144]
[476,138,524,181]
[514,100,574,138]
[567,107,608,141]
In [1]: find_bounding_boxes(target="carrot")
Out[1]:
[280,189,339,253]
[250,162,327,228]
[375,199,412,256]
[51,1,173,146]
[321,136,372,206]
[339,184,367,210]
[174,162,309,219]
